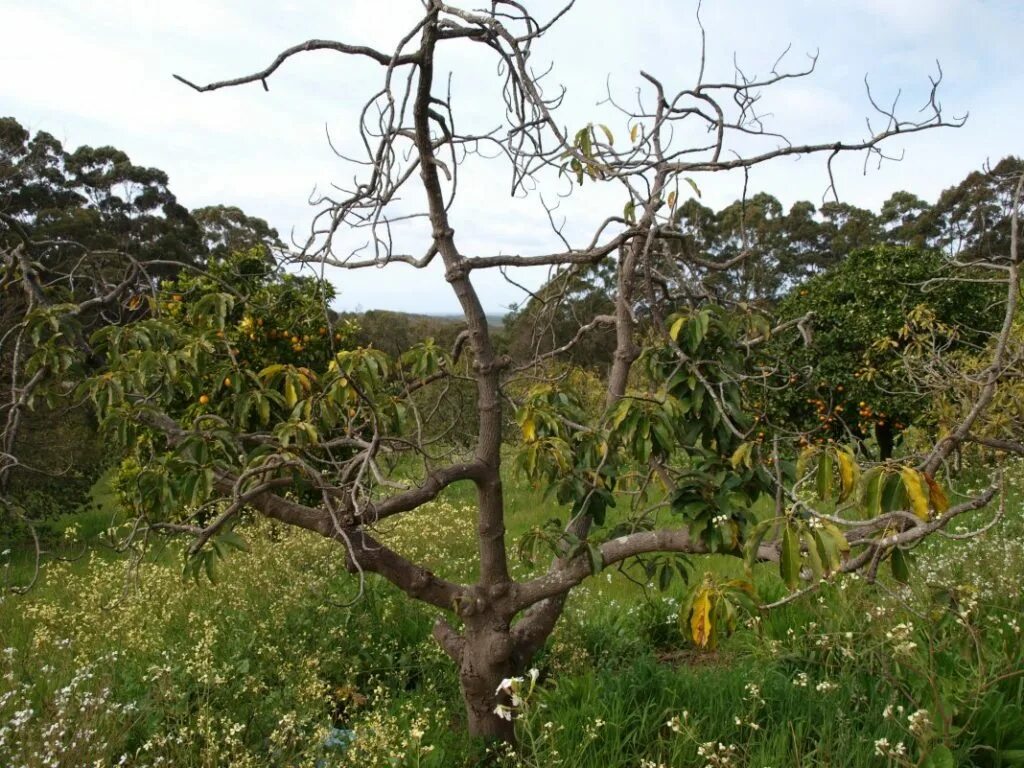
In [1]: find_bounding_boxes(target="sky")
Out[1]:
[2,0,1022,315]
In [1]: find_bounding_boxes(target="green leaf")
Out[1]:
[818,523,848,571]
[921,745,954,768]
[203,551,218,584]
[860,466,884,518]
[781,523,801,591]
[743,519,774,574]
[881,471,908,514]
[816,450,834,502]
[802,530,824,580]
[218,531,251,553]
[890,546,910,583]
[658,563,673,591]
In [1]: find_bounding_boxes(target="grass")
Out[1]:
[1,459,1023,766]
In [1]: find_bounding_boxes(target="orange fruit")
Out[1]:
[199,394,210,405]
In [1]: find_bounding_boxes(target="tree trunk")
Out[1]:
[876,422,895,460]
[456,618,517,741]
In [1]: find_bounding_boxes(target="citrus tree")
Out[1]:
[764,245,1003,458]
[3,2,1019,743]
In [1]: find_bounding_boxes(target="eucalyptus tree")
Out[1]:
[0,119,286,503]
[3,2,1018,743]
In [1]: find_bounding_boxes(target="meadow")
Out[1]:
[1,456,1023,768]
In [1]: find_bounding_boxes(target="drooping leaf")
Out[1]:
[860,466,884,518]
[730,441,753,470]
[816,450,834,502]
[743,518,774,574]
[781,523,801,591]
[890,546,910,583]
[623,199,637,224]
[835,446,860,501]
[797,446,817,479]
[690,589,713,647]
[881,471,908,514]
[924,474,950,514]
[900,467,930,520]
[802,529,824,580]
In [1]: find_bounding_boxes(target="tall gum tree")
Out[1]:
[4,2,1021,742]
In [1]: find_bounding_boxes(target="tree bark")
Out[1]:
[457,617,517,741]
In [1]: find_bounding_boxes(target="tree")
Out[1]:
[192,204,284,261]
[764,245,1002,458]
[931,156,1024,260]
[4,3,1018,743]
[0,120,288,509]
[0,118,204,504]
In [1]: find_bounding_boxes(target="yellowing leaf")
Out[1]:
[598,123,614,145]
[900,467,930,520]
[797,445,817,479]
[690,589,712,647]
[521,416,537,443]
[730,442,753,470]
[667,190,677,210]
[630,123,640,143]
[835,446,860,501]
[623,200,637,224]
[924,474,949,514]
[283,379,298,409]
[669,316,685,341]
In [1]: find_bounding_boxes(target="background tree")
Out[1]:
[762,245,1003,459]
[0,119,293,526]
[192,204,284,261]
[4,2,1016,746]
[931,156,1024,260]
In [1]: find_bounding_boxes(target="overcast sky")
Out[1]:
[3,0,1021,314]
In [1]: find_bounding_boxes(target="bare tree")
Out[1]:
[4,1,1018,742]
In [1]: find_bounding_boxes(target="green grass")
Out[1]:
[1,460,1023,766]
